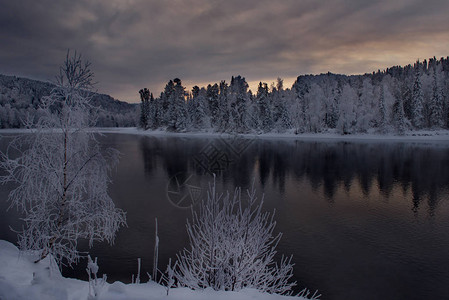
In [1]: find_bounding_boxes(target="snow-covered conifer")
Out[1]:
[272,79,292,132]
[168,78,187,132]
[429,66,444,128]
[139,88,150,129]
[392,95,407,134]
[336,84,357,134]
[292,78,310,133]
[378,84,387,133]
[256,82,273,132]
[411,64,425,129]
[356,78,375,132]
[206,84,220,129]
[188,86,210,130]
[305,83,325,133]
[229,76,249,133]
[216,81,230,132]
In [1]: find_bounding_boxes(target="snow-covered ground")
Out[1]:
[92,127,449,143]
[0,240,312,300]
[2,127,449,144]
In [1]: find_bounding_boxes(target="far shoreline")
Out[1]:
[1,127,449,144]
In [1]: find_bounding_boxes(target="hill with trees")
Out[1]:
[0,74,137,128]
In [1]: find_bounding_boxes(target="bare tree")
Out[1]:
[173,179,296,295]
[0,51,126,266]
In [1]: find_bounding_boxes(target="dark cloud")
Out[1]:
[1,0,448,102]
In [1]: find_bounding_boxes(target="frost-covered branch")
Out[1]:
[173,179,296,295]
[0,52,126,267]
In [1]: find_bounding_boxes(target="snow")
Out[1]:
[2,127,449,144]
[87,127,449,144]
[0,240,310,300]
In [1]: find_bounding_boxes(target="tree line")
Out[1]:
[139,56,449,134]
[0,74,137,128]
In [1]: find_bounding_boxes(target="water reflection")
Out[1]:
[139,137,449,216]
[2,134,449,300]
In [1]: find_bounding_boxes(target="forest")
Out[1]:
[139,57,449,135]
[0,74,137,128]
[1,56,448,134]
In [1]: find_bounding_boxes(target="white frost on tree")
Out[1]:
[0,51,126,267]
[188,86,210,130]
[378,84,387,133]
[336,84,357,134]
[139,88,150,130]
[126,58,449,134]
[272,78,292,132]
[392,94,407,135]
[305,83,325,133]
[173,180,296,295]
[411,64,425,129]
[356,78,375,133]
[229,76,249,133]
[429,65,444,128]
[168,78,187,132]
[256,82,273,132]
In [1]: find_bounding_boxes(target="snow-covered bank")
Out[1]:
[91,127,449,144]
[0,240,312,300]
[2,127,449,143]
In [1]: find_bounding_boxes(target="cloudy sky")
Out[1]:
[1,0,448,103]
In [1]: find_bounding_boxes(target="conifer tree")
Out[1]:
[256,82,273,132]
[188,86,209,130]
[326,85,340,129]
[393,96,407,134]
[168,78,187,132]
[229,76,249,133]
[217,81,230,132]
[429,66,444,128]
[148,93,157,129]
[411,64,425,129]
[160,80,175,127]
[139,88,150,129]
[272,78,291,132]
[378,84,387,133]
[206,84,219,129]
[336,84,357,134]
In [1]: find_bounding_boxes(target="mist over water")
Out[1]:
[1,133,449,300]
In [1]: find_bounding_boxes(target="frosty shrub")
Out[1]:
[0,51,126,266]
[173,179,296,294]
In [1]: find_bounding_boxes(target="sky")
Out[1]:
[1,0,448,103]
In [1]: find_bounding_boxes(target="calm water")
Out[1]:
[1,133,449,300]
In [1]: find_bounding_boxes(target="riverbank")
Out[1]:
[0,240,313,300]
[91,127,449,144]
[2,127,449,143]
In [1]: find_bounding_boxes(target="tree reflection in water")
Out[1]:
[139,137,449,216]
